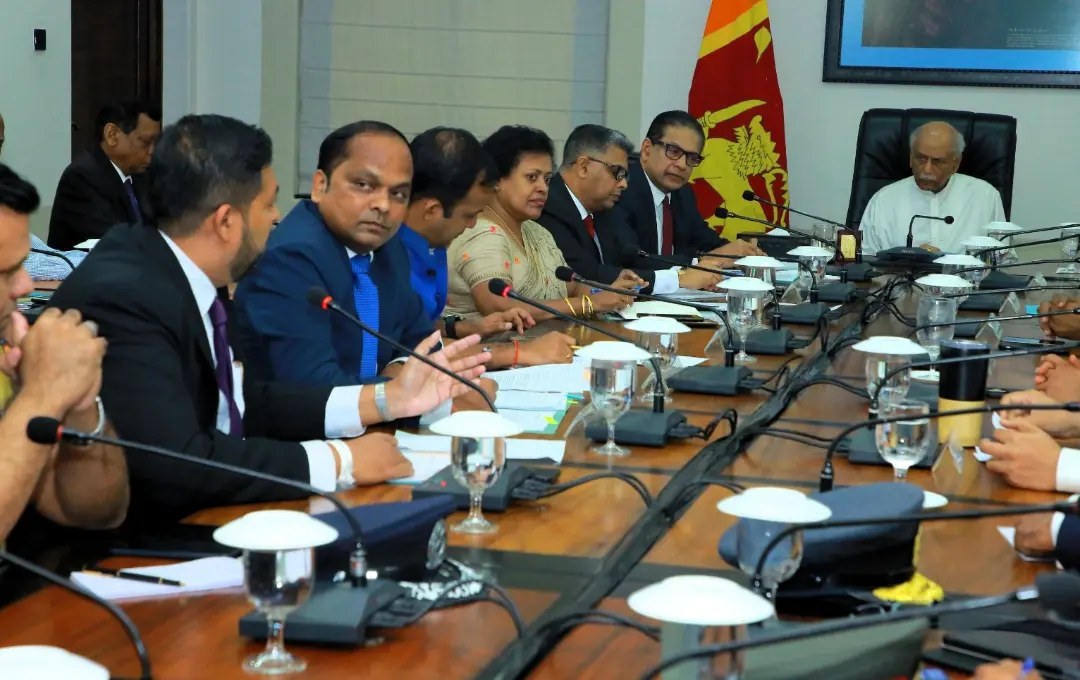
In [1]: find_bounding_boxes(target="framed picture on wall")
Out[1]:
[824,0,1080,88]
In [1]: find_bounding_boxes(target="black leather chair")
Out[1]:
[845,108,1017,228]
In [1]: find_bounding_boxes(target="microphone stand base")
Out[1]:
[831,263,878,282]
[959,295,1005,312]
[585,408,688,447]
[817,282,857,303]
[875,247,937,264]
[745,328,793,355]
[667,365,756,396]
[981,271,1031,290]
[239,578,407,645]
[843,428,935,470]
[779,302,828,325]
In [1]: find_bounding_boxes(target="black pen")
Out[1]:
[83,567,185,587]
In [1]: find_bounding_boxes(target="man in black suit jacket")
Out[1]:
[600,110,761,270]
[47,102,161,250]
[48,115,488,522]
[538,124,722,294]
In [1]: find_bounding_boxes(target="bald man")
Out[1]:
[860,121,1005,254]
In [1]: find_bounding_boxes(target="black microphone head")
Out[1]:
[714,207,730,219]
[944,215,955,224]
[554,266,575,283]
[488,279,511,297]
[1037,572,1080,622]
[27,417,62,445]
[741,190,756,201]
[306,286,332,309]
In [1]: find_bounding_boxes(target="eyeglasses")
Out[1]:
[584,157,629,182]
[649,138,705,167]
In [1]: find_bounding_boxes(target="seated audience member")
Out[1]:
[860,121,1005,254]
[538,124,720,295]
[603,110,760,268]
[48,102,161,250]
[26,234,86,281]
[1037,294,1080,341]
[445,125,632,322]
[0,164,128,540]
[401,127,575,367]
[235,121,495,411]
[49,115,488,522]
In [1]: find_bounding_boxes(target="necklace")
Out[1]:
[485,205,526,251]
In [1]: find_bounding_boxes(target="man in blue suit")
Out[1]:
[235,120,438,388]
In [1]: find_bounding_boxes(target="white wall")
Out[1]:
[636,0,1080,232]
[162,0,263,125]
[0,0,71,234]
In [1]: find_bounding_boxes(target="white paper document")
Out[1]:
[498,408,562,433]
[494,390,568,411]
[74,239,99,250]
[485,357,590,393]
[672,356,707,369]
[70,556,243,601]
[618,300,703,320]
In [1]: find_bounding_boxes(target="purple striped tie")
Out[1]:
[209,298,244,438]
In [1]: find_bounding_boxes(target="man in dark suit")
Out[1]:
[538,124,722,294]
[47,102,161,250]
[49,115,489,522]
[234,121,494,412]
[601,110,761,270]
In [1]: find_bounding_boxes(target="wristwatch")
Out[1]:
[443,315,461,339]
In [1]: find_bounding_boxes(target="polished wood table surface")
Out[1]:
[0,276,1066,679]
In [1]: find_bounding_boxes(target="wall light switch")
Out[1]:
[34,28,46,51]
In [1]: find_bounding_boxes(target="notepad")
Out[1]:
[494,390,568,411]
[484,357,590,393]
[70,556,243,601]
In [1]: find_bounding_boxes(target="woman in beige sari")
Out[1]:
[446,125,632,321]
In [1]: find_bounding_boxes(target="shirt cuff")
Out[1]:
[419,397,453,427]
[325,385,366,438]
[388,357,409,366]
[653,268,680,294]
[1056,447,1080,493]
[1051,511,1066,548]
[300,440,339,492]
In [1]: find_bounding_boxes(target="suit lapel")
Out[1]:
[141,226,215,368]
[548,176,599,258]
[628,163,659,252]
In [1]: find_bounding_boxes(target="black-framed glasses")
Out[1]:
[584,157,629,182]
[649,138,705,167]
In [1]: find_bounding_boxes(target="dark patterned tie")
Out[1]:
[661,196,675,256]
[123,178,142,225]
[209,298,244,437]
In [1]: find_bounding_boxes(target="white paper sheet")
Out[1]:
[74,239,99,250]
[618,300,703,320]
[498,409,562,433]
[70,556,243,601]
[484,357,590,393]
[494,390,568,411]
[672,356,707,369]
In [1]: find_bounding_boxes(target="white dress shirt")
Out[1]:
[860,174,1006,255]
[160,232,365,491]
[110,161,131,184]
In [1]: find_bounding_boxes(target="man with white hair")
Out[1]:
[860,121,1005,254]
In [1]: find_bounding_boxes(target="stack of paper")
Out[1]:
[70,557,243,601]
[618,300,703,320]
[494,390,568,411]
[393,431,567,485]
[485,357,590,393]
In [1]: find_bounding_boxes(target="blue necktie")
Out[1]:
[123,178,142,224]
[350,255,380,379]
[209,298,243,438]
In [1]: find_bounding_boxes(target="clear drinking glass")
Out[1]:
[876,400,932,480]
[242,548,314,675]
[727,296,758,364]
[961,246,990,288]
[736,519,803,602]
[1061,227,1080,274]
[813,223,839,259]
[590,358,636,457]
[450,434,507,534]
[638,332,678,403]
[865,354,911,408]
[915,296,957,366]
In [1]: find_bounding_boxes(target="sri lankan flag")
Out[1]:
[687,0,790,240]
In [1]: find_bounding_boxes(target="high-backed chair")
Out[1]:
[845,108,1017,228]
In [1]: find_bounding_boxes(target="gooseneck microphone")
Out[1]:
[306,286,495,412]
[29,247,76,271]
[907,307,1080,339]
[741,189,848,229]
[27,417,373,586]
[909,214,954,247]
[820,401,1080,491]
[553,266,737,367]
[625,246,733,277]
[942,283,1080,299]
[0,548,152,679]
[972,234,1066,256]
[951,257,1080,277]
[714,206,836,249]
[874,215,954,262]
[749,495,1079,593]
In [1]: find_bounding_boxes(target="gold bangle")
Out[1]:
[564,296,578,317]
[583,294,594,319]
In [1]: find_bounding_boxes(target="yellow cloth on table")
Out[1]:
[871,528,944,605]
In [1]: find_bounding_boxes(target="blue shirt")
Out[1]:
[27,234,87,281]
[397,224,447,322]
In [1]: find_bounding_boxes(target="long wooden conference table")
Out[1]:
[0,274,1064,679]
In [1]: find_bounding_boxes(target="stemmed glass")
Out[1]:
[865,354,911,409]
[876,400,932,480]
[638,331,677,403]
[915,296,957,370]
[590,357,636,457]
[1061,226,1080,274]
[727,296,758,364]
[448,433,508,534]
[242,549,315,675]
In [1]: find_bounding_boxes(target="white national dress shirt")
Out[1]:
[160,231,365,491]
[859,174,1006,255]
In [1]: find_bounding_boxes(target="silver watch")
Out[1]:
[373,382,394,422]
[89,396,106,436]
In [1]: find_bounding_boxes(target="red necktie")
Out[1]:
[583,214,596,239]
[661,196,674,256]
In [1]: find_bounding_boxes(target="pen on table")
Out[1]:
[83,567,185,587]
[1018,657,1035,679]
